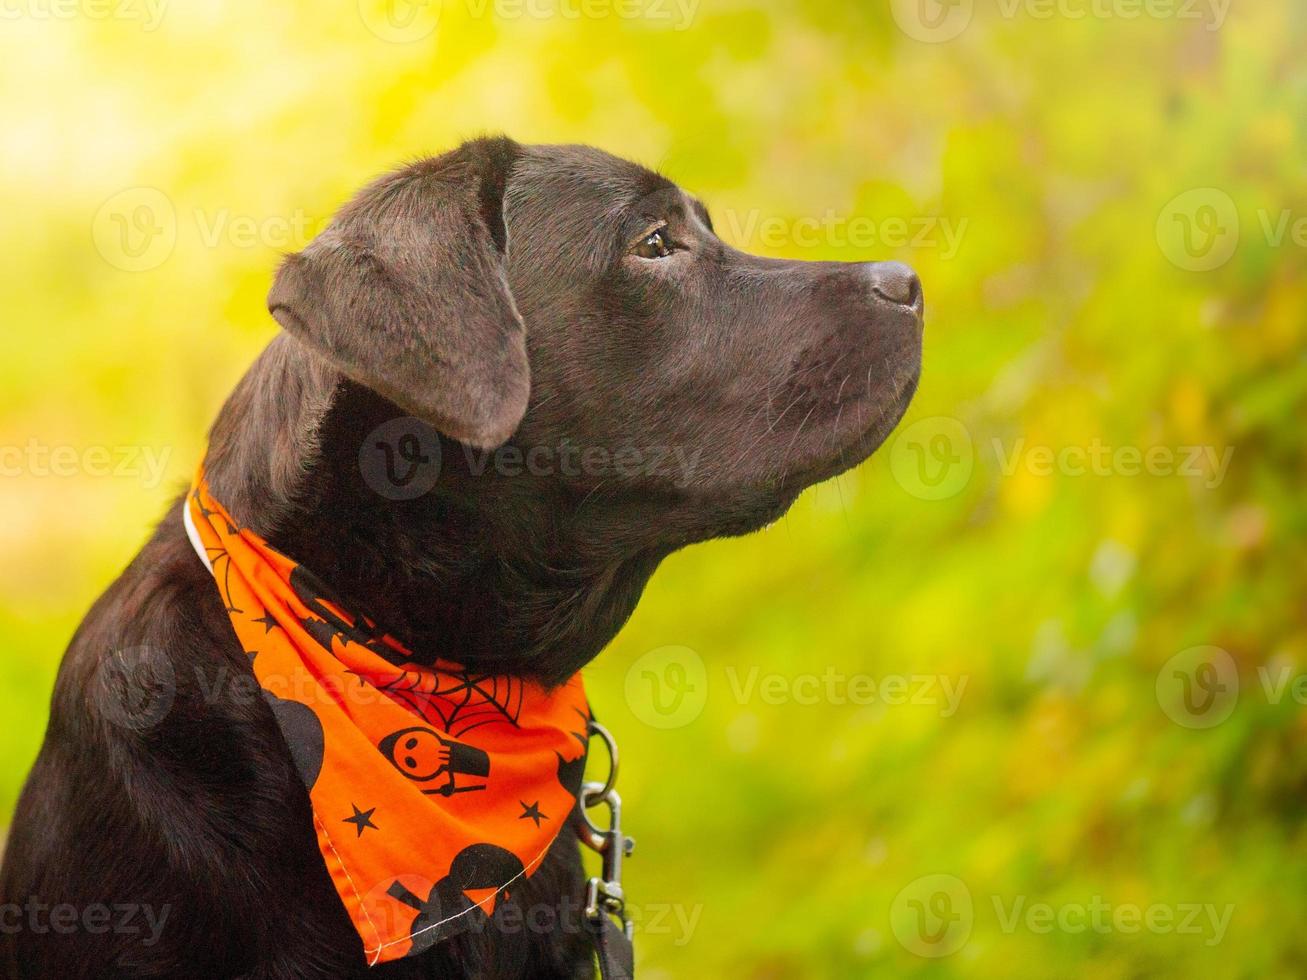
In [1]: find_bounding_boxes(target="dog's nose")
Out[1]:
[864,261,922,312]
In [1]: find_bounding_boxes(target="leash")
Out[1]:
[577,722,636,980]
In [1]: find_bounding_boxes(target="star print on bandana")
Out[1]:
[518,801,547,827]
[343,804,379,837]
[252,612,280,634]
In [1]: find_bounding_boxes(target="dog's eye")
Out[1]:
[632,227,673,260]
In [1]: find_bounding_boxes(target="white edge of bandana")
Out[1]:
[183,496,215,573]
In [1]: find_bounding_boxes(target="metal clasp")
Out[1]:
[576,721,635,941]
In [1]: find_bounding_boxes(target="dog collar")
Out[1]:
[185,474,591,966]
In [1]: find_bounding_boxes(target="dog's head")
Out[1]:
[262,136,922,535]
[209,136,921,676]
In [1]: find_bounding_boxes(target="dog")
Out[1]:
[0,136,923,979]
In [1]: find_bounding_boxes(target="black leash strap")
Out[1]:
[588,911,635,980]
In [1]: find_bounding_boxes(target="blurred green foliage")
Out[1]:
[1,1,1305,977]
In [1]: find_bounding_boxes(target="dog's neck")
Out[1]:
[202,334,664,683]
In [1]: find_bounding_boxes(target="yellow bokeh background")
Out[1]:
[2,1,1305,976]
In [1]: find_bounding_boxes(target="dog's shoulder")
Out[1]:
[2,497,366,978]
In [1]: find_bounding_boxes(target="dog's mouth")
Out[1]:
[682,333,921,541]
[764,297,924,494]
[777,353,922,494]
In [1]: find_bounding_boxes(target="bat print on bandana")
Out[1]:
[288,564,407,666]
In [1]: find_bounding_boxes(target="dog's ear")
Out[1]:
[267,137,528,450]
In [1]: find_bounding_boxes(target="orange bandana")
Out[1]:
[184,475,590,966]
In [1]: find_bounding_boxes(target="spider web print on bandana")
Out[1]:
[373,669,526,737]
[185,474,591,966]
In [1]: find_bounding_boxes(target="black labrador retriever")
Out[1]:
[0,137,923,979]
